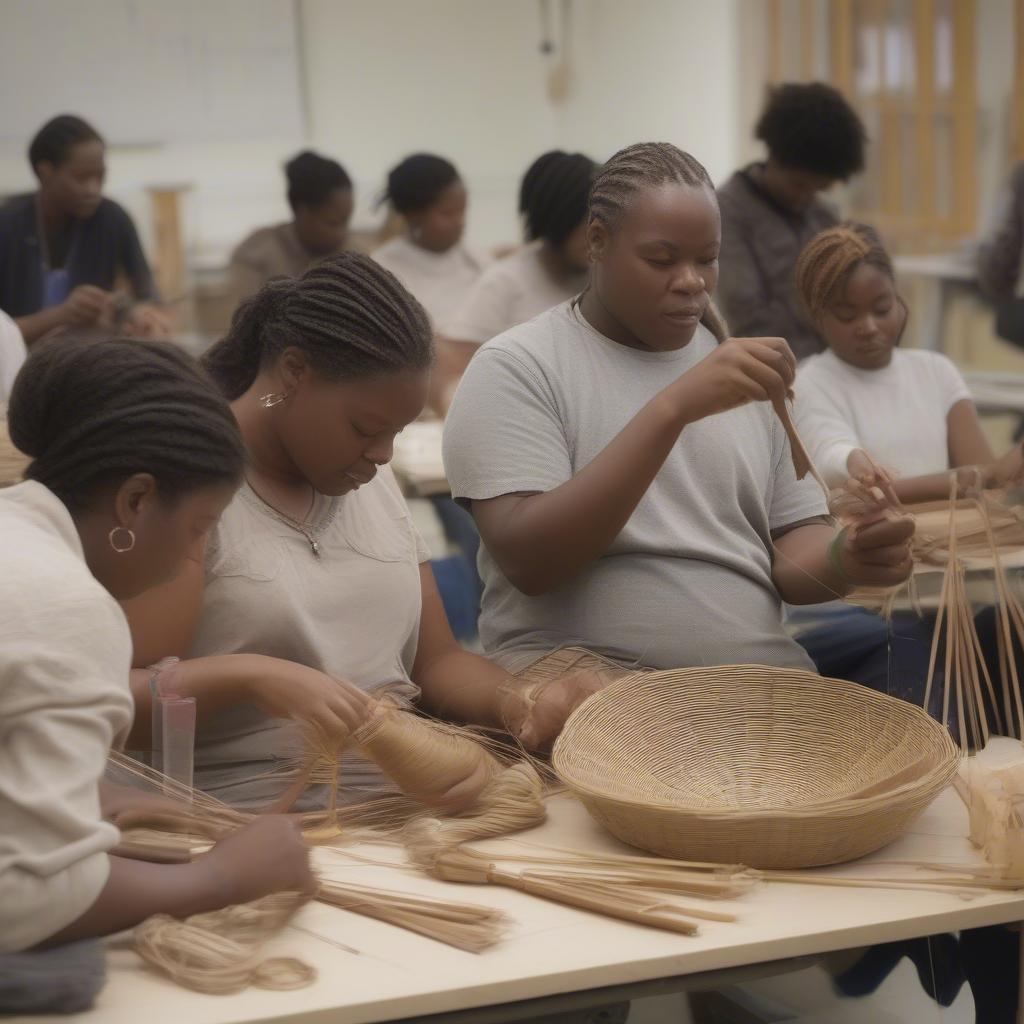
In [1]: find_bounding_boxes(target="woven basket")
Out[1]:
[552,665,959,869]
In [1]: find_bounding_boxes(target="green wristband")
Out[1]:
[827,528,852,584]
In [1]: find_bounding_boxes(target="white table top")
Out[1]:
[27,739,1024,1024]
[391,420,448,498]
[894,252,978,283]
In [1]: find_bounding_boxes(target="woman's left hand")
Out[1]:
[502,669,609,751]
[836,514,916,588]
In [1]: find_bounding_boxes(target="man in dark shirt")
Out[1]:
[717,83,867,360]
[0,115,167,344]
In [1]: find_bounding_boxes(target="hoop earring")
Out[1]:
[108,526,136,554]
[258,392,288,409]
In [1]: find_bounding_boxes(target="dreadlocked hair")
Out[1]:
[8,336,244,513]
[519,150,597,247]
[203,251,434,401]
[589,142,729,343]
[795,222,904,330]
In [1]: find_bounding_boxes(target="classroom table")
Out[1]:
[22,738,1024,1024]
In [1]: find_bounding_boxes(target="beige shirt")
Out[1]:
[190,465,430,808]
[0,481,133,952]
[441,241,580,344]
[371,235,486,328]
[228,221,317,304]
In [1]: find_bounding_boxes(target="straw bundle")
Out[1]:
[134,892,314,995]
[552,665,958,869]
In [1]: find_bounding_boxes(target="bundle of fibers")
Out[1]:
[134,892,314,995]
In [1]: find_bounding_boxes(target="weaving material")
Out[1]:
[552,665,958,869]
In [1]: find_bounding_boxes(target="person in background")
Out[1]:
[977,161,1024,352]
[435,149,596,411]
[0,337,312,1014]
[372,154,485,327]
[717,83,867,360]
[0,311,26,402]
[228,150,354,305]
[0,115,169,346]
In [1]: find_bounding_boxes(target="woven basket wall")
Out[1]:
[552,665,959,869]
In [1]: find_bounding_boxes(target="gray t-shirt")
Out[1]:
[189,465,429,809]
[443,301,826,673]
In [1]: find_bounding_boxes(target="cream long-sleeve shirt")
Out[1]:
[0,481,133,952]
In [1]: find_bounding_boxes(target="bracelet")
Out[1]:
[827,528,852,585]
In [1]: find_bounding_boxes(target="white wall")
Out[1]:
[556,0,741,186]
[1,0,743,265]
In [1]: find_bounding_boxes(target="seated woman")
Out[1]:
[372,153,486,328]
[228,150,354,305]
[792,223,1023,715]
[0,337,312,1013]
[434,150,596,412]
[796,222,1021,499]
[0,115,168,345]
[441,142,913,677]
[124,252,599,811]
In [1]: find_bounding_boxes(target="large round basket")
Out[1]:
[552,665,959,869]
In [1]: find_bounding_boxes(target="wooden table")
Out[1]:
[23,738,1024,1024]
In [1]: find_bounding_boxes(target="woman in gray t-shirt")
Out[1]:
[443,143,914,674]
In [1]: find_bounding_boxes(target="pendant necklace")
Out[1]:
[244,475,323,559]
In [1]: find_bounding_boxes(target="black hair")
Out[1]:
[589,142,729,343]
[382,154,460,215]
[28,115,103,174]
[285,150,353,211]
[755,82,866,180]
[519,150,597,247]
[203,251,433,401]
[8,336,245,513]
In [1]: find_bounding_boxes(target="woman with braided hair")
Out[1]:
[443,142,915,675]
[794,222,1023,501]
[0,336,313,1010]
[124,251,601,811]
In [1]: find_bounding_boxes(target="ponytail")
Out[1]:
[204,278,292,401]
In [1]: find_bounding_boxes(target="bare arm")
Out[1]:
[470,337,799,596]
[772,515,915,604]
[42,817,314,948]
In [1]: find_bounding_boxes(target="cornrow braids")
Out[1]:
[8,336,244,513]
[590,142,729,343]
[203,251,434,401]
[794,222,898,328]
[519,150,597,247]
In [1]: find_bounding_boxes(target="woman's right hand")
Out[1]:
[204,816,317,904]
[668,336,797,424]
[248,660,372,741]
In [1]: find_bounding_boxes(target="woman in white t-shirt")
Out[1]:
[124,254,601,811]
[371,154,486,328]
[434,150,597,411]
[792,223,1024,726]
[795,222,1022,499]
[0,337,312,1008]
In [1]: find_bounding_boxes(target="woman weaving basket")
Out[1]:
[123,253,600,812]
[442,142,915,678]
[792,223,1024,723]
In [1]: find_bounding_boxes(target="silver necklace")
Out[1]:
[244,475,323,559]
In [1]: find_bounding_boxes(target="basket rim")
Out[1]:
[551,664,960,817]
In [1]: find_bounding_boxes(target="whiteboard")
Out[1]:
[0,0,305,146]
